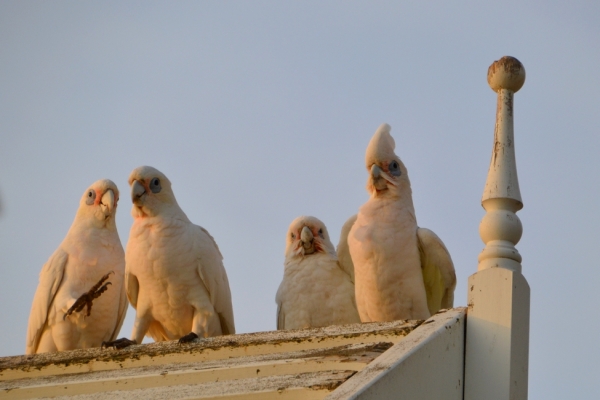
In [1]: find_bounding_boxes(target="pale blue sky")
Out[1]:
[1,1,599,398]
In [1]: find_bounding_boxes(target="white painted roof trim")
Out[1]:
[327,307,466,400]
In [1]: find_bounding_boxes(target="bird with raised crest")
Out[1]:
[347,124,456,322]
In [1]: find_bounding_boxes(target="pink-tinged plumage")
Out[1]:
[348,124,456,323]
[291,228,326,257]
[26,179,127,354]
[276,216,360,330]
[125,166,235,344]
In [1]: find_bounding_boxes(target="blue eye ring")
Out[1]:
[86,190,96,205]
[149,177,162,193]
[389,160,401,176]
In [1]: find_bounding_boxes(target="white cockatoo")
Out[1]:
[276,216,360,330]
[105,166,235,348]
[26,179,127,354]
[348,124,456,322]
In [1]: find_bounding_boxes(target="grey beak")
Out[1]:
[371,164,382,178]
[131,180,146,203]
[301,226,314,244]
[100,189,115,213]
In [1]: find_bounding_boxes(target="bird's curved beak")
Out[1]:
[100,189,115,214]
[371,164,382,178]
[301,226,315,255]
[131,180,146,203]
[370,164,391,190]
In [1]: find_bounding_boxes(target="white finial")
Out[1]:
[478,56,525,273]
[487,56,526,93]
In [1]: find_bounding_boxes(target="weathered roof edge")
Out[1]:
[0,318,421,381]
[326,307,466,400]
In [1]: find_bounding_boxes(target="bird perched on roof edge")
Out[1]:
[26,179,127,354]
[276,216,360,330]
[347,123,456,322]
[103,166,234,349]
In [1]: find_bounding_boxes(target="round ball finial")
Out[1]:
[487,56,525,93]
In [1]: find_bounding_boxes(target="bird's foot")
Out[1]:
[102,338,137,350]
[178,332,199,344]
[63,272,114,320]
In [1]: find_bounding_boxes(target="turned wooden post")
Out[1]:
[464,56,530,400]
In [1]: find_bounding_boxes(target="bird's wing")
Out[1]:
[26,249,68,354]
[276,302,285,331]
[417,227,457,315]
[110,273,129,341]
[194,225,236,335]
[336,214,357,283]
[275,282,286,330]
[125,267,140,309]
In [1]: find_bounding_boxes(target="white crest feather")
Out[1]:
[365,123,396,168]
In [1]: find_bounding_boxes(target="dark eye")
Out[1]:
[291,233,296,240]
[86,190,96,205]
[389,160,401,177]
[149,177,162,193]
[318,228,324,238]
